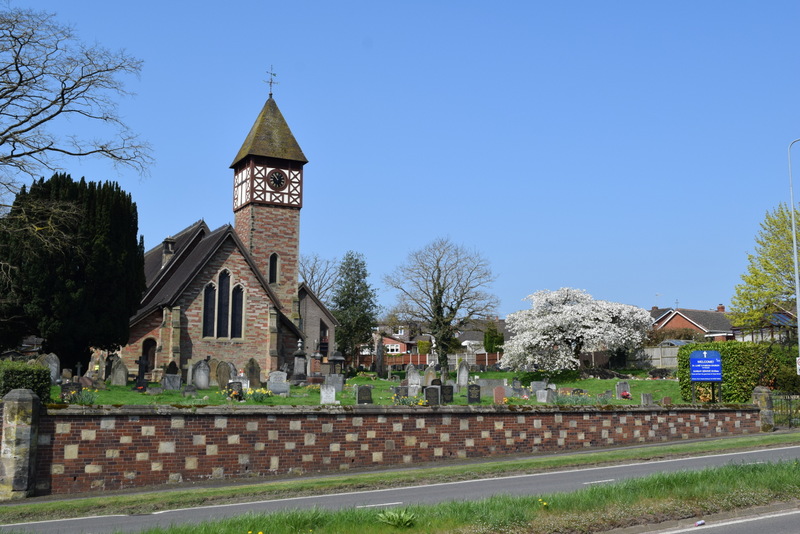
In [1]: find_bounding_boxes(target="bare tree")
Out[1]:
[384,237,499,370]
[299,253,339,306]
[0,7,152,201]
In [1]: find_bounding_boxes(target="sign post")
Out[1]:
[689,350,723,403]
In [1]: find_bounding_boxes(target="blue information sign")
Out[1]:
[689,350,722,382]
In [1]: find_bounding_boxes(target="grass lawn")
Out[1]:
[49,371,683,407]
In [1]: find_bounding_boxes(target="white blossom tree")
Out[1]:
[501,288,652,370]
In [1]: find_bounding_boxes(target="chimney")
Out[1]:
[162,237,176,267]
[716,304,726,313]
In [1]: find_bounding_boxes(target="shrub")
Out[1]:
[517,368,581,385]
[0,360,51,402]
[677,342,780,403]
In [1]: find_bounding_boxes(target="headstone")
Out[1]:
[615,381,630,400]
[134,355,149,390]
[78,376,96,388]
[146,386,164,396]
[104,354,119,380]
[441,385,454,404]
[425,385,441,406]
[357,385,373,404]
[456,360,470,390]
[407,366,422,387]
[537,389,556,403]
[215,361,235,388]
[244,358,262,388]
[320,384,337,405]
[324,373,345,394]
[431,378,442,386]
[61,369,73,381]
[88,353,106,379]
[162,374,182,390]
[35,353,60,385]
[208,359,220,387]
[423,366,437,387]
[408,384,421,398]
[493,385,506,404]
[641,393,653,405]
[166,361,179,375]
[183,385,197,397]
[109,358,129,386]
[193,359,210,390]
[267,371,290,395]
[530,381,548,392]
[393,386,409,399]
[661,396,673,405]
[467,383,481,404]
[477,378,508,398]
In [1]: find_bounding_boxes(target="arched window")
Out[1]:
[231,285,244,338]
[269,253,279,284]
[217,271,230,337]
[142,338,157,371]
[202,283,216,337]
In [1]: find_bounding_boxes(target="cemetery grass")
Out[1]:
[47,373,682,406]
[1,432,799,527]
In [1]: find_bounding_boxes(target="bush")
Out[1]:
[0,360,51,402]
[677,342,780,403]
[775,366,800,394]
[517,369,581,386]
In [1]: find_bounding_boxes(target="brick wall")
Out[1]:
[32,404,760,495]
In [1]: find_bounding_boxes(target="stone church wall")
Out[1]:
[27,404,760,496]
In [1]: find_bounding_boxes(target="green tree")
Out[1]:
[0,173,145,368]
[483,321,504,353]
[730,204,798,333]
[384,237,499,370]
[330,251,379,365]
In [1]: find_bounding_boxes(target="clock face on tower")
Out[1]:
[268,170,287,190]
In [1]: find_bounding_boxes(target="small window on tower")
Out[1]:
[269,253,279,284]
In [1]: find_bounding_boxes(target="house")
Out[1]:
[650,304,734,341]
[113,92,334,381]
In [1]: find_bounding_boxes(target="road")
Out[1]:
[2,446,800,534]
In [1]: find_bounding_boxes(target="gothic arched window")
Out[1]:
[217,271,230,337]
[231,285,244,338]
[202,283,216,337]
[269,253,279,284]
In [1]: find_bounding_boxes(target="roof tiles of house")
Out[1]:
[657,308,732,333]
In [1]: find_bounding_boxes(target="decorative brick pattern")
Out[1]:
[33,404,760,495]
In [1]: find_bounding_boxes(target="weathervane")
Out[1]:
[266,66,278,97]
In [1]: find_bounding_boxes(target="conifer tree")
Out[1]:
[330,251,379,365]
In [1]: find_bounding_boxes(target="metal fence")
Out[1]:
[773,393,800,428]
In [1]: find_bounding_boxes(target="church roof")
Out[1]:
[133,221,301,337]
[230,96,308,168]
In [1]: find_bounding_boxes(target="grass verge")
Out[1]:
[0,431,798,526]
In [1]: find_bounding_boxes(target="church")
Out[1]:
[116,93,336,380]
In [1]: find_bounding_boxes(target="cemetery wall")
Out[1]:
[30,404,760,496]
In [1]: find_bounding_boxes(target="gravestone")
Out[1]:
[357,385,373,404]
[244,358,262,388]
[493,386,506,404]
[456,360,470,390]
[193,359,210,390]
[183,385,197,397]
[166,361,179,375]
[393,386,409,399]
[425,385,441,406]
[615,381,630,400]
[324,373,344,394]
[441,385,454,404]
[104,354,119,381]
[423,366,437,386]
[477,378,507,398]
[512,379,523,396]
[467,383,481,404]
[60,383,82,402]
[537,389,556,403]
[162,373,182,390]
[147,387,164,396]
[78,375,97,388]
[61,369,72,381]
[640,393,654,405]
[134,355,149,391]
[267,371,290,395]
[661,396,673,405]
[407,365,422,387]
[320,384,337,405]
[431,378,442,386]
[530,381,548,392]
[227,381,244,400]
[109,358,129,386]
[215,361,235,388]
[408,384,421,398]
[208,359,220,387]
[88,353,106,380]
[35,353,60,385]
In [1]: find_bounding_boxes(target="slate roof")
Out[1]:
[133,221,301,337]
[655,308,732,334]
[230,96,307,168]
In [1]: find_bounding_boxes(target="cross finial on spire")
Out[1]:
[266,66,278,97]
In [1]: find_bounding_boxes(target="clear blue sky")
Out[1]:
[21,0,800,318]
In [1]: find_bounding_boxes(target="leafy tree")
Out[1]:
[0,173,145,368]
[502,288,651,371]
[299,253,338,306]
[384,237,499,370]
[730,204,799,333]
[330,251,379,364]
[483,321,504,353]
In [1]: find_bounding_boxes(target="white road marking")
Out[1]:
[355,502,403,508]
[583,479,615,485]
[654,509,800,533]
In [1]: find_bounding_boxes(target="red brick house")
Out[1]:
[114,94,325,380]
[650,304,734,341]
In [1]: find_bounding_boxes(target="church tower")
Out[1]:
[231,94,307,320]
